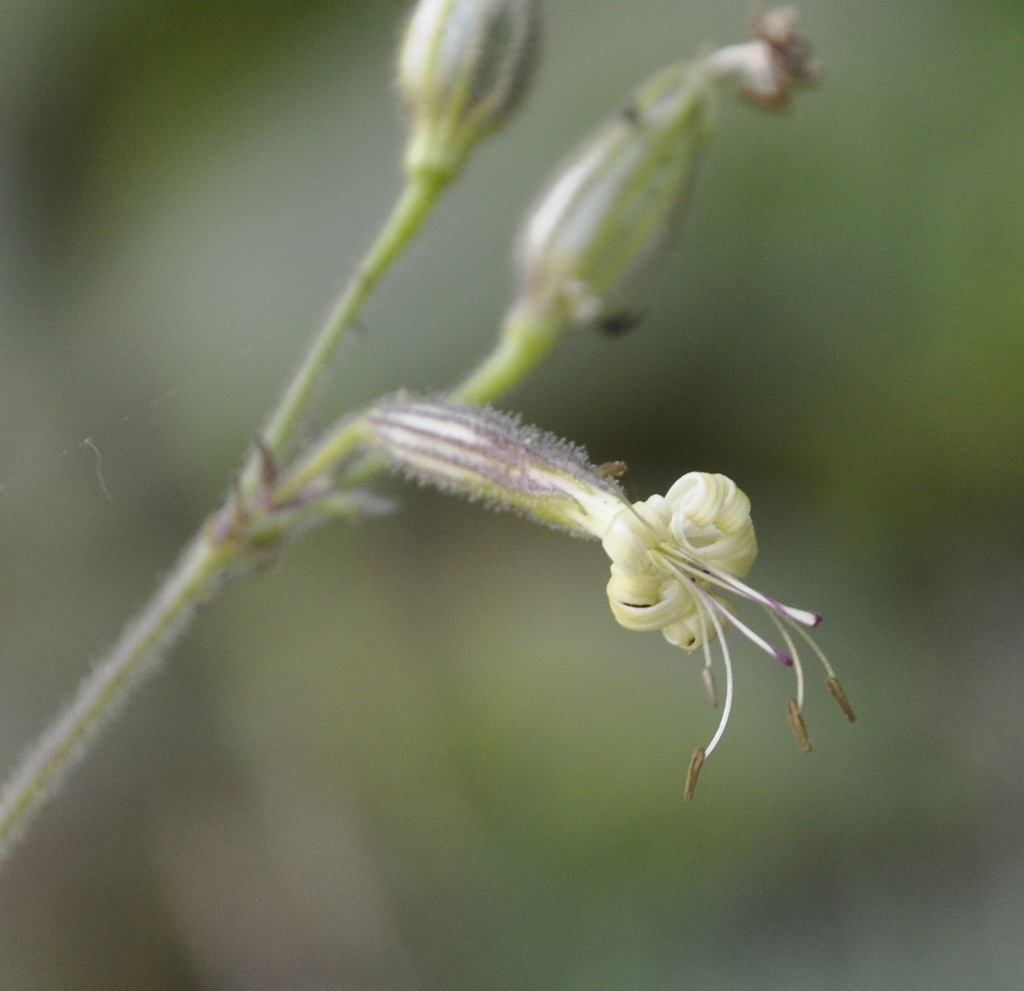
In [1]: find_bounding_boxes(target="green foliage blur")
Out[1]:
[2,1,1023,988]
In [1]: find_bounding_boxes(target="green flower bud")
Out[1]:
[510,58,715,335]
[451,8,818,406]
[398,0,542,184]
[508,7,816,336]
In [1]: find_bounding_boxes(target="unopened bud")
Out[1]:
[398,0,542,183]
[505,7,818,341]
[511,59,714,335]
[451,10,819,406]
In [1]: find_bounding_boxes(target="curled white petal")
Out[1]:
[665,472,757,577]
[601,499,669,576]
[662,597,723,650]
[607,569,697,633]
[601,471,759,653]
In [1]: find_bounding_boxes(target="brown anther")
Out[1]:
[787,698,812,753]
[702,667,719,708]
[826,676,857,723]
[684,746,706,801]
[596,460,629,479]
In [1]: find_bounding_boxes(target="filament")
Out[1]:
[696,589,734,759]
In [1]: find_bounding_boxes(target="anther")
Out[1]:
[596,460,629,479]
[787,698,812,752]
[826,676,856,723]
[684,746,706,801]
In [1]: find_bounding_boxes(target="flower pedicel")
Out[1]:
[363,396,855,798]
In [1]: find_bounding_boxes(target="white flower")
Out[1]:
[602,471,854,798]
[361,398,854,799]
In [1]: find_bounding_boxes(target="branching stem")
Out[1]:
[0,172,447,868]
[240,173,444,494]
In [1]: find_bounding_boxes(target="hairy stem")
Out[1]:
[0,531,230,865]
[240,172,444,494]
[449,307,564,404]
[0,174,447,869]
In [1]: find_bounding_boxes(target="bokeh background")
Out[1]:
[2,0,1023,988]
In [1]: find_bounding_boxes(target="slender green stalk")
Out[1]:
[0,174,447,867]
[275,415,371,503]
[240,172,444,493]
[0,531,230,864]
[449,307,563,404]
[275,307,564,500]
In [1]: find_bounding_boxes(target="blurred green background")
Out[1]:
[2,0,1023,988]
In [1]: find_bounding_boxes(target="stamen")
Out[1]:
[596,460,629,479]
[698,595,734,758]
[703,568,821,628]
[769,613,806,709]
[702,665,718,707]
[826,676,857,723]
[791,621,839,679]
[665,546,821,627]
[697,606,718,706]
[787,698,813,752]
[684,747,705,801]
[700,591,793,664]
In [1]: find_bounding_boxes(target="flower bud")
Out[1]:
[509,58,715,335]
[398,0,542,184]
[506,7,817,338]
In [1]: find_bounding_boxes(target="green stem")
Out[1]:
[241,172,445,493]
[0,530,231,865]
[275,414,371,503]
[278,306,567,498]
[0,173,448,869]
[449,306,565,404]
[0,156,564,869]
